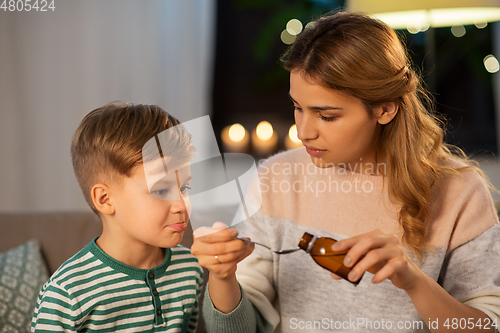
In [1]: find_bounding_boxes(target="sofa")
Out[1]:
[0,205,238,333]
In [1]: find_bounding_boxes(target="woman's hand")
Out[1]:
[330,229,425,291]
[191,222,255,281]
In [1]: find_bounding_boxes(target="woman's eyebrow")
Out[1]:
[309,106,344,111]
[288,93,343,111]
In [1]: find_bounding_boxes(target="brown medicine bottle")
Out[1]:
[298,232,363,285]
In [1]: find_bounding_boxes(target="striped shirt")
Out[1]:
[31,237,203,332]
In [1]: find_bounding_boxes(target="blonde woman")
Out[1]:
[192,12,500,333]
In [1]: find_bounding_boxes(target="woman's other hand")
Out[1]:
[191,222,255,281]
[331,229,426,292]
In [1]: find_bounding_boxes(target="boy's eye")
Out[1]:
[154,189,169,196]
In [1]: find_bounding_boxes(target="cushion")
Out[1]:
[0,240,49,333]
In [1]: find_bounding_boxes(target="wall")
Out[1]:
[0,0,216,212]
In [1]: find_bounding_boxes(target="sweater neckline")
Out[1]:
[87,236,172,280]
[294,148,387,189]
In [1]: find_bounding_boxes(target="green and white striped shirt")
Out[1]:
[31,237,203,332]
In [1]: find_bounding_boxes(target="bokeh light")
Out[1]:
[228,123,246,142]
[256,121,273,140]
[280,29,296,45]
[474,21,488,29]
[484,55,500,73]
[286,19,303,36]
[451,25,466,37]
[288,124,300,143]
[305,21,315,29]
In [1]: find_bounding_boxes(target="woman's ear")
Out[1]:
[91,184,115,215]
[375,102,398,125]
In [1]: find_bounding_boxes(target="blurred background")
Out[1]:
[2,0,500,212]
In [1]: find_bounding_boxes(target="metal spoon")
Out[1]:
[237,237,301,254]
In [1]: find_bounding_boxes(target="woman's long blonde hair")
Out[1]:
[282,11,490,259]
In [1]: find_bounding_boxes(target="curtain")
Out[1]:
[0,0,216,212]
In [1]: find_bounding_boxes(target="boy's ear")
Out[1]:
[375,102,398,125]
[91,184,115,215]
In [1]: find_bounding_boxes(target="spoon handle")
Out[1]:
[237,237,300,254]
[236,237,272,250]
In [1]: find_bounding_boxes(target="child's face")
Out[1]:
[109,162,192,249]
[290,71,381,170]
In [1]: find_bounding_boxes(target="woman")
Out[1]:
[191,12,500,333]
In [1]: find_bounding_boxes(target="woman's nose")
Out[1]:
[296,113,318,141]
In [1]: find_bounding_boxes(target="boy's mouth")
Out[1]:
[167,222,187,232]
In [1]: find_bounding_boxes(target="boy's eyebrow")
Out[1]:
[153,175,192,186]
[288,93,343,111]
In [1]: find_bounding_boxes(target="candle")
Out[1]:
[251,121,278,155]
[285,124,303,150]
[221,123,249,152]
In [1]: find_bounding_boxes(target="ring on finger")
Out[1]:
[214,255,221,264]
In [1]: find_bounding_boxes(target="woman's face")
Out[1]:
[290,71,382,171]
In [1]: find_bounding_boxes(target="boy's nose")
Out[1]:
[170,195,188,213]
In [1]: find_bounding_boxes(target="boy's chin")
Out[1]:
[160,231,185,248]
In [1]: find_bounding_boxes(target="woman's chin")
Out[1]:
[309,156,335,168]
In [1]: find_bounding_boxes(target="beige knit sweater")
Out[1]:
[203,147,500,333]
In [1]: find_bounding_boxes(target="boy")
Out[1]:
[31,103,203,332]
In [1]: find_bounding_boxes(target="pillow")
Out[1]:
[0,240,49,333]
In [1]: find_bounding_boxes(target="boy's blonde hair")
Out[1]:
[71,102,194,213]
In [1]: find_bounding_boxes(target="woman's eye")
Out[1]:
[181,185,191,194]
[292,105,302,112]
[319,115,338,122]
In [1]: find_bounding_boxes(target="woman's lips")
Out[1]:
[305,146,327,157]
[167,222,187,232]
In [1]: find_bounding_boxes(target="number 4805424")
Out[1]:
[1,0,56,11]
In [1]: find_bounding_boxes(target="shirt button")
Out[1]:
[153,289,159,296]
[156,308,162,316]
[148,272,154,279]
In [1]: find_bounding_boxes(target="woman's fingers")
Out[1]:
[330,272,342,280]
[371,258,408,284]
[196,251,248,268]
[329,230,420,289]
[205,242,254,264]
[331,229,386,253]
[194,240,254,279]
[340,232,400,268]
[191,222,255,279]
[346,246,398,282]
[193,223,238,242]
[194,238,251,257]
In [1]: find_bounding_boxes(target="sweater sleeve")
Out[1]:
[435,167,500,329]
[31,282,78,333]
[202,282,274,333]
[438,224,500,328]
[233,197,282,330]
